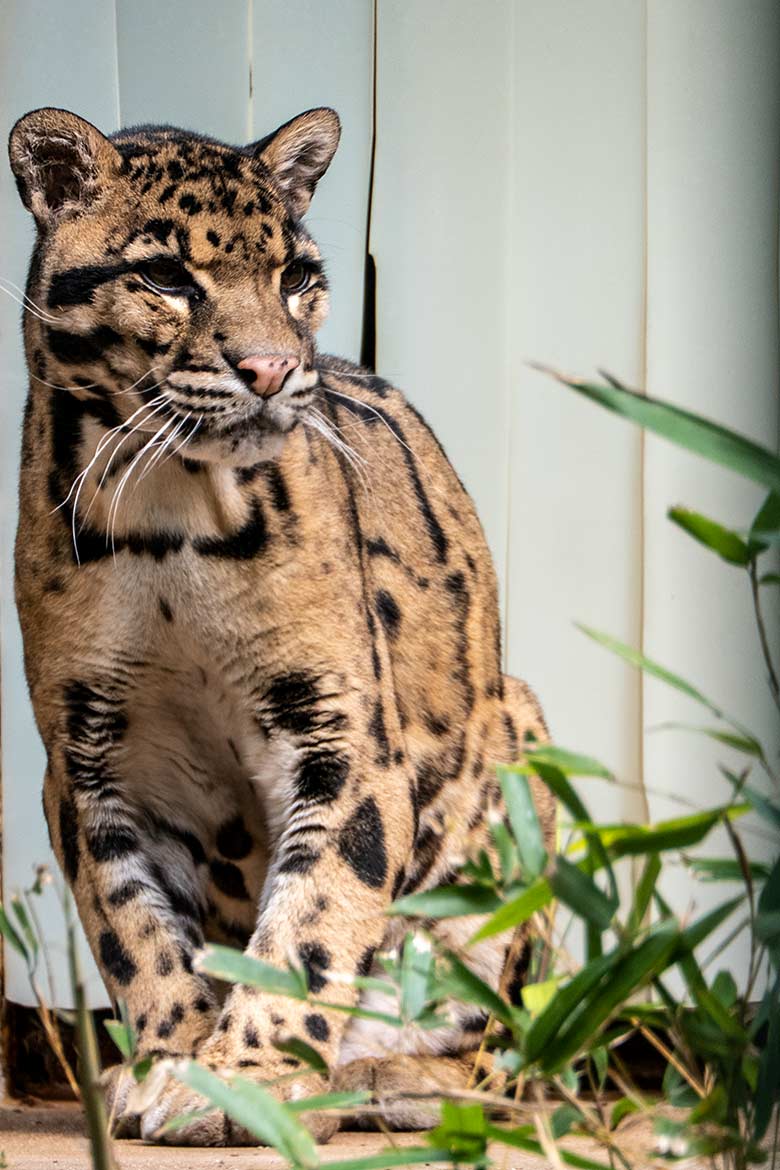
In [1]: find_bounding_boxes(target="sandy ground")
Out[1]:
[0,1099,709,1170]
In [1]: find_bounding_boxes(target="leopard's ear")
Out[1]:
[251,107,340,218]
[8,108,122,229]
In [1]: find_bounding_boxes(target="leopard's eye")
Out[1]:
[280,261,315,297]
[139,258,195,296]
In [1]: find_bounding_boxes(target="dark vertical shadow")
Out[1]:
[360,0,378,372]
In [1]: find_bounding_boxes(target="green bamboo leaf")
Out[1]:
[668,507,751,566]
[654,722,763,757]
[753,977,780,1140]
[748,491,780,553]
[525,746,613,780]
[11,897,38,958]
[540,923,681,1072]
[685,856,771,883]
[524,760,619,919]
[389,884,500,919]
[577,625,727,719]
[499,766,547,881]
[539,368,780,494]
[104,1019,134,1061]
[549,856,616,930]
[485,1123,612,1170]
[524,951,618,1064]
[657,893,747,1040]
[400,933,434,1022]
[521,977,560,1017]
[322,1150,455,1170]
[551,1103,584,1138]
[610,1097,640,1130]
[273,1036,328,1074]
[720,767,780,828]
[627,854,661,934]
[437,950,514,1029]
[759,572,780,585]
[172,1062,318,1167]
[590,804,746,858]
[286,1090,371,1115]
[196,945,307,999]
[0,905,28,960]
[469,876,552,942]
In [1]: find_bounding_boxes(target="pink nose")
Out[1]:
[237,353,299,398]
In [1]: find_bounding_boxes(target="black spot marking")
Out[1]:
[108,880,147,907]
[194,499,268,559]
[368,701,390,767]
[136,1013,147,1035]
[261,463,291,511]
[99,930,137,986]
[278,845,320,875]
[194,995,212,1013]
[375,590,401,638]
[216,816,253,860]
[59,797,80,882]
[304,1013,330,1042]
[296,749,349,803]
[299,942,331,993]
[391,867,406,899]
[261,673,320,734]
[210,859,250,900]
[243,1023,261,1048]
[157,1002,185,1039]
[503,711,519,758]
[64,680,128,793]
[156,950,175,977]
[338,797,387,889]
[356,947,375,977]
[179,193,202,215]
[47,326,122,365]
[159,597,174,622]
[401,826,443,894]
[86,825,138,862]
[48,262,133,309]
[206,229,221,247]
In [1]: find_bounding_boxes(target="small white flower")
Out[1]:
[411,934,431,954]
[655,1135,671,1155]
[671,1137,689,1157]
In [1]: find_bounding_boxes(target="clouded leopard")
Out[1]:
[8,105,554,1145]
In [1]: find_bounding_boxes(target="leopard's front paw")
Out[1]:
[137,1056,339,1147]
[101,1063,142,1138]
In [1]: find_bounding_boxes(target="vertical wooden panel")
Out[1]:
[251,0,373,360]
[372,0,514,604]
[645,0,780,984]
[0,0,121,1007]
[116,0,250,141]
[506,2,646,821]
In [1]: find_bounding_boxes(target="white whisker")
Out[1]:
[107,417,175,555]
[304,411,372,501]
[321,384,452,503]
[53,395,166,516]
[0,280,59,324]
[81,398,170,524]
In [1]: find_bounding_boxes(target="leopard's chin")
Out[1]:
[182,419,289,468]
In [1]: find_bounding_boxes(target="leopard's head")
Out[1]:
[9,106,340,466]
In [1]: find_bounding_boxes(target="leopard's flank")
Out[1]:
[8,106,554,1145]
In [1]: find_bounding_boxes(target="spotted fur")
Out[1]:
[8,106,554,1146]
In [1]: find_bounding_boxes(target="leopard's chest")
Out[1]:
[108,552,295,945]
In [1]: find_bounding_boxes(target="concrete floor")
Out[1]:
[0,1100,696,1170]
